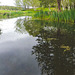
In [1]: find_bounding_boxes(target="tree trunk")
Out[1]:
[74,2,75,9]
[74,2,75,23]
[24,6,26,10]
[57,0,61,12]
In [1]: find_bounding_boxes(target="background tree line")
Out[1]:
[15,0,75,11]
[15,0,40,10]
[0,6,22,10]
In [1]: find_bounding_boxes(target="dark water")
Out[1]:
[0,16,75,75]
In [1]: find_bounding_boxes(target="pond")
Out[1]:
[0,16,75,75]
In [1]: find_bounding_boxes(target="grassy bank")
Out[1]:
[0,8,75,24]
[0,10,35,18]
[0,7,56,19]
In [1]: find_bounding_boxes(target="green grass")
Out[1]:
[35,7,57,11]
[0,10,35,18]
[0,7,57,19]
[49,9,75,23]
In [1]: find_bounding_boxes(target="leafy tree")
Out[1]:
[15,0,40,10]
[39,0,56,8]
[15,0,27,10]
[30,0,40,8]
[61,0,75,10]
[39,0,62,11]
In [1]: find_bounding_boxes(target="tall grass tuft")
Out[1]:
[34,9,75,23]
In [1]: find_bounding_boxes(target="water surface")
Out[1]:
[0,16,41,75]
[0,16,75,75]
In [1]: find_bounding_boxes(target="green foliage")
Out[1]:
[51,9,75,23]
[61,0,75,10]
[0,11,25,18]
[15,0,40,10]
[0,10,35,19]
[29,0,40,7]
[36,7,49,11]
[39,0,56,8]
[10,11,24,17]
[34,10,49,18]
[34,9,75,23]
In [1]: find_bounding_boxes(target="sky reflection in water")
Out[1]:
[0,16,40,75]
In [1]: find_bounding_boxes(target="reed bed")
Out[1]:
[34,9,75,23]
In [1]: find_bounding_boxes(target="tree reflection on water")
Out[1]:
[0,29,2,35]
[16,18,75,75]
[32,29,75,75]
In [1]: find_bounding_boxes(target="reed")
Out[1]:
[34,9,75,23]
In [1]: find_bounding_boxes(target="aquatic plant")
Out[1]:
[34,9,75,23]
